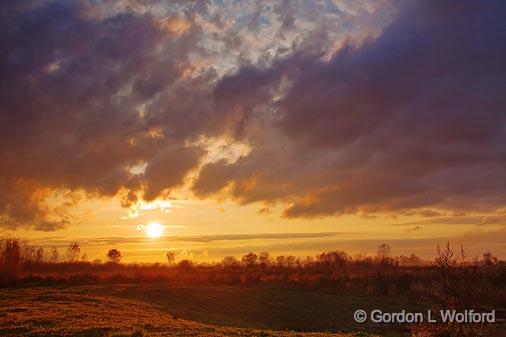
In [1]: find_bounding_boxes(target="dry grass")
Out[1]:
[0,286,375,337]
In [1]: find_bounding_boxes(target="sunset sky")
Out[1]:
[1,0,505,262]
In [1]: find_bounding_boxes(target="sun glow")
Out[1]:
[145,222,164,238]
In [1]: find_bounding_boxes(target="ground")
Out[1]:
[1,283,458,337]
[0,284,385,337]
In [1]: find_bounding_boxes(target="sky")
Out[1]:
[1,0,505,262]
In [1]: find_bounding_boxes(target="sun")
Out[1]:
[145,222,164,238]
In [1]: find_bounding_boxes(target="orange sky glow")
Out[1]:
[1,0,505,263]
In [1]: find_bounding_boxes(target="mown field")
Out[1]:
[0,283,421,337]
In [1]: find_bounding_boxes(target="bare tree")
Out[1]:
[0,238,22,278]
[376,243,391,264]
[304,256,314,269]
[397,254,425,267]
[258,251,271,267]
[177,259,193,270]
[22,245,35,264]
[242,252,258,267]
[107,249,122,264]
[433,242,480,336]
[222,256,240,268]
[49,246,59,263]
[276,255,286,267]
[435,242,457,271]
[35,247,45,264]
[166,251,176,266]
[67,242,81,263]
[482,252,497,265]
[317,250,348,272]
[285,255,297,269]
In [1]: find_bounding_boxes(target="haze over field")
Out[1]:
[1,0,505,262]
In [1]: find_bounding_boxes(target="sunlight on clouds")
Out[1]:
[126,162,147,175]
[122,199,172,219]
[157,17,191,36]
[44,60,63,74]
[147,127,165,139]
[195,136,252,165]
[120,137,251,221]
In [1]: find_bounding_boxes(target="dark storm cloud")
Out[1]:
[194,0,506,218]
[142,145,204,200]
[0,1,225,229]
[2,0,506,231]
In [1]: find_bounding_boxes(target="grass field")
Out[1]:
[2,282,504,337]
[0,284,420,337]
[90,283,423,333]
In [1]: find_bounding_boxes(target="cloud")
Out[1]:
[1,0,389,230]
[390,213,506,227]
[2,0,505,230]
[0,1,217,229]
[28,231,341,247]
[142,145,204,200]
[29,228,506,259]
[479,215,506,226]
[406,226,423,233]
[194,0,506,218]
[407,209,443,218]
[167,232,341,243]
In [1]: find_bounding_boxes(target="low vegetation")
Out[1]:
[1,237,505,336]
